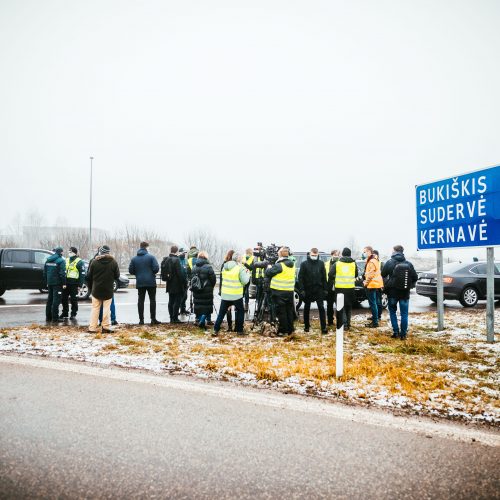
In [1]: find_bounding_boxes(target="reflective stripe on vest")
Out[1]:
[66,257,81,280]
[270,262,296,291]
[221,265,243,296]
[334,261,355,288]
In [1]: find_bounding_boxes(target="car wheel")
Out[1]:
[0,288,5,297]
[39,288,48,293]
[459,286,479,308]
[294,290,302,312]
[113,280,118,293]
[380,292,388,309]
[77,283,91,301]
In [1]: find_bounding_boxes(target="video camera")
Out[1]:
[253,242,281,266]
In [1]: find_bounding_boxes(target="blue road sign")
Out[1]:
[416,165,500,250]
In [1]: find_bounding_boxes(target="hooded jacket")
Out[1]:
[381,252,418,299]
[87,255,120,300]
[161,253,186,294]
[129,248,159,288]
[43,252,66,286]
[219,260,250,301]
[298,256,327,301]
[192,257,217,315]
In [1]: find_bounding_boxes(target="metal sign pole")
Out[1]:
[486,247,495,343]
[335,293,344,378]
[436,249,444,331]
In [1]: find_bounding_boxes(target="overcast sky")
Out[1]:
[1,0,499,259]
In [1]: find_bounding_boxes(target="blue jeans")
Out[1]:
[214,298,244,333]
[366,289,379,326]
[100,296,116,323]
[388,297,409,336]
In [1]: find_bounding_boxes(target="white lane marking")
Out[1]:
[0,302,170,309]
[1,355,498,447]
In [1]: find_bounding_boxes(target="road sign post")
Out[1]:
[436,250,444,331]
[486,247,495,343]
[336,293,344,378]
[416,165,499,342]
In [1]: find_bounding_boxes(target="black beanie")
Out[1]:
[70,246,78,254]
[342,247,351,257]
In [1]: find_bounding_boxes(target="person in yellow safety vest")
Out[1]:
[363,245,384,328]
[265,247,296,336]
[213,251,250,336]
[325,249,340,328]
[61,246,86,320]
[242,248,254,311]
[328,247,358,331]
[186,245,199,279]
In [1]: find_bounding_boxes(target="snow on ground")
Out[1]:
[0,309,498,426]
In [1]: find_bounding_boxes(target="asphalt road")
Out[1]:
[0,289,491,328]
[1,358,499,499]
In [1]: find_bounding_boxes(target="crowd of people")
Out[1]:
[43,242,418,340]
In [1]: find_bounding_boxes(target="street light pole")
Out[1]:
[89,156,94,258]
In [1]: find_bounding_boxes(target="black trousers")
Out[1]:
[181,288,188,313]
[335,289,354,328]
[326,290,336,325]
[272,291,295,334]
[46,285,62,321]
[214,298,245,333]
[138,286,157,321]
[62,284,79,317]
[168,292,182,321]
[303,299,326,331]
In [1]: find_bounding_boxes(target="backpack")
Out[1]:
[391,261,413,290]
[161,257,172,282]
[189,267,204,292]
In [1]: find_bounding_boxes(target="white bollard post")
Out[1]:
[336,293,345,378]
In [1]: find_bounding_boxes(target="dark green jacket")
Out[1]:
[86,255,120,300]
[43,253,66,286]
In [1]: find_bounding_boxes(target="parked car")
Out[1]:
[0,248,53,296]
[416,261,500,307]
[77,260,130,300]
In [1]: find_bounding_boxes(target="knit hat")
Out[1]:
[342,247,351,257]
[98,245,111,255]
[53,246,63,255]
[178,247,185,253]
[69,246,78,254]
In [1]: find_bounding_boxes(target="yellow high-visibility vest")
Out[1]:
[270,262,296,292]
[325,260,331,275]
[66,257,81,280]
[187,257,194,270]
[244,255,254,267]
[221,265,243,296]
[334,261,356,288]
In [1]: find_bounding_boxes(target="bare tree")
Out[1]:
[184,228,237,269]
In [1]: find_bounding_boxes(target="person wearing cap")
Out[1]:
[328,247,358,331]
[265,247,296,336]
[86,245,120,333]
[60,246,85,320]
[43,246,67,323]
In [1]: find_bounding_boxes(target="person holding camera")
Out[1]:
[265,247,296,336]
[298,248,328,334]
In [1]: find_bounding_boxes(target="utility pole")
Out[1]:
[89,156,94,258]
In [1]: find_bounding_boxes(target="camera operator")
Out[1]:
[265,247,296,336]
[250,243,266,305]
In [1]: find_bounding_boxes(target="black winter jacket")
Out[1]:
[192,257,217,315]
[298,256,327,301]
[381,252,418,300]
[162,254,186,294]
[87,255,120,300]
